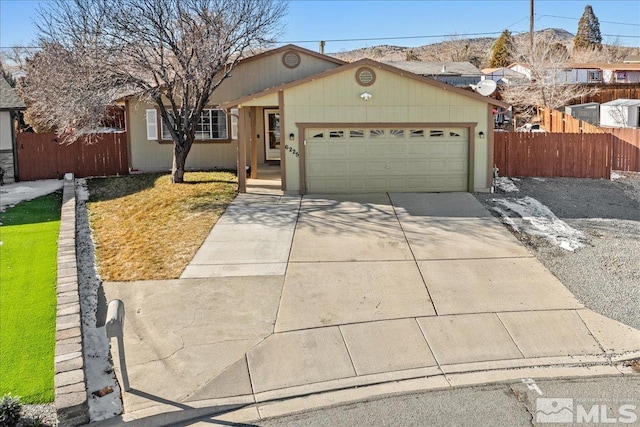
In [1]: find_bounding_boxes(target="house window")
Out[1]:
[615,71,627,82]
[587,71,601,82]
[161,109,228,140]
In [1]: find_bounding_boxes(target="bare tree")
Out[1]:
[23,0,286,182]
[500,33,597,120]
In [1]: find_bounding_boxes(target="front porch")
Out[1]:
[246,163,283,195]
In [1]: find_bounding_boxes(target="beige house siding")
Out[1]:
[0,111,12,151]
[127,100,238,171]
[211,50,342,103]
[279,66,491,192]
[127,48,341,172]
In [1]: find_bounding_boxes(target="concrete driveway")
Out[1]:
[102,192,640,423]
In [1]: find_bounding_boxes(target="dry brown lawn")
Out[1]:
[87,172,237,281]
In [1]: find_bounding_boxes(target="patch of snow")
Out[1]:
[491,206,520,233]
[492,196,588,251]
[532,177,546,182]
[495,177,520,193]
[75,178,123,421]
[611,171,625,181]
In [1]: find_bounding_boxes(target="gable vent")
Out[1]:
[356,67,376,86]
[282,50,301,69]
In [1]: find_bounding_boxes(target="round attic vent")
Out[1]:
[282,50,301,69]
[356,67,376,86]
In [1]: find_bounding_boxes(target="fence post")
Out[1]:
[105,299,130,392]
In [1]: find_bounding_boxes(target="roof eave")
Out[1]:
[223,58,510,109]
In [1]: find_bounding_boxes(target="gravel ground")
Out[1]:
[475,172,640,330]
[17,404,58,427]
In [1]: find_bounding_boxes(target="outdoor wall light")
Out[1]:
[289,133,295,141]
[360,92,373,101]
[479,131,485,139]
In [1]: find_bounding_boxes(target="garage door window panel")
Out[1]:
[410,130,425,138]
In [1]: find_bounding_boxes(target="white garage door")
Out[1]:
[305,126,469,193]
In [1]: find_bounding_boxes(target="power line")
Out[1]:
[537,14,640,27]
[277,31,504,44]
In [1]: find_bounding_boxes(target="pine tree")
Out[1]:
[574,5,602,51]
[489,30,514,68]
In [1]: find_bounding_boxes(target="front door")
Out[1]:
[264,109,280,161]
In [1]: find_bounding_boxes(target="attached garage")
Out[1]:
[303,125,470,193]
[223,56,509,195]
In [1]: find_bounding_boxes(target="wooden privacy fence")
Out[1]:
[17,132,129,181]
[494,132,612,179]
[609,127,640,172]
[540,108,640,172]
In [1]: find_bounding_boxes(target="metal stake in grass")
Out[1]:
[105,299,130,392]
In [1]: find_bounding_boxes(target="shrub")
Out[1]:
[0,394,23,427]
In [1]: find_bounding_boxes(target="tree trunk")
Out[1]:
[171,141,189,183]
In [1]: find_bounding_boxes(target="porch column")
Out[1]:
[238,107,247,193]
[250,106,258,179]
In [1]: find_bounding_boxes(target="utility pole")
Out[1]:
[530,0,534,49]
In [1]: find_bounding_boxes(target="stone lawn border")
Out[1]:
[54,177,90,427]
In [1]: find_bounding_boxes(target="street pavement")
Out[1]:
[100,191,640,426]
[182,375,638,427]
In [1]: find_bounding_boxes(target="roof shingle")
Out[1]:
[0,77,26,110]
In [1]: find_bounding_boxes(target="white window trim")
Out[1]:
[230,108,238,140]
[146,109,158,140]
[160,108,229,141]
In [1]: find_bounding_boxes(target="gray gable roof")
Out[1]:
[383,61,482,76]
[0,77,26,110]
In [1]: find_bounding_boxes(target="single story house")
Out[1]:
[386,61,483,87]
[125,44,508,194]
[508,62,640,84]
[481,67,527,84]
[600,99,640,128]
[0,77,26,183]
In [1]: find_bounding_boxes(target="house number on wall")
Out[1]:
[284,144,300,157]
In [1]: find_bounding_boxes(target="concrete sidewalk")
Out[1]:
[101,192,640,425]
[0,179,63,211]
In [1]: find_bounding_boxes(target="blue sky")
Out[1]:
[1,0,639,52]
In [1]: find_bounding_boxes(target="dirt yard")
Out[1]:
[475,172,640,330]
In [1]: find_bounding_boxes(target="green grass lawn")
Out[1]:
[0,192,62,403]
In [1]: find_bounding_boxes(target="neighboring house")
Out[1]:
[600,99,640,128]
[385,61,483,87]
[482,67,527,84]
[564,102,600,126]
[508,63,640,84]
[126,44,508,194]
[0,77,26,183]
